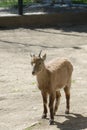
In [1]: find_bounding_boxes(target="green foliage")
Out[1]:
[23,0,33,4]
[0,0,33,7]
[0,0,87,7]
[72,0,87,4]
[0,0,18,7]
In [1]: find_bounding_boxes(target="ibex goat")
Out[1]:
[30,51,73,125]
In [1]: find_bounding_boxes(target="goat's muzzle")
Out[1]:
[32,71,35,75]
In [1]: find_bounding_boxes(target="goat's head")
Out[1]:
[30,50,46,75]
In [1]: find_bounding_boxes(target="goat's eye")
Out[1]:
[38,62,41,65]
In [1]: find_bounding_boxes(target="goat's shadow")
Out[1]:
[53,113,87,130]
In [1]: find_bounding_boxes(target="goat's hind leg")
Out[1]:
[54,91,61,115]
[64,84,71,114]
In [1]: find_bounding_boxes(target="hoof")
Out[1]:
[65,110,69,114]
[42,114,47,119]
[49,119,54,125]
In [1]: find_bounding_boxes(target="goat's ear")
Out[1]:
[42,54,46,61]
[30,53,35,58]
[30,53,33,57]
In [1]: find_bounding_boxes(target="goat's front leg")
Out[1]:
[49,93,55,125]
[41,91,48,119]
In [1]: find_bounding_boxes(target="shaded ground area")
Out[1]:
[0,24,87,130]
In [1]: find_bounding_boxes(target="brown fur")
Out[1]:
[31,54,73,125]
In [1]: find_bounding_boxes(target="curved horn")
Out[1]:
[39,50,42,57]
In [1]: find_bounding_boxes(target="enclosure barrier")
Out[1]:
[0,12,87,27]
[18,0,23,15]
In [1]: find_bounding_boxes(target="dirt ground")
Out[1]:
[0,25,87,130]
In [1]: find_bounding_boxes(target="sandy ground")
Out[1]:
[0,25,87,130]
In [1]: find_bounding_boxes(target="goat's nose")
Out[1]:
[32,71,35,75]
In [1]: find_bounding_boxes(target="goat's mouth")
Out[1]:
[32,71,36,75]
[32,68,42,75]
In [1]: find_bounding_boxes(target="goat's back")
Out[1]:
[46,58,73,90]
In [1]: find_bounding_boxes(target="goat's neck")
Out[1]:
[36,65,49,89]
[37,65,48,80]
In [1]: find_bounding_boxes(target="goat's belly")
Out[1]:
[51,76,67,89]
[56,85,65,91]
[54,82,66,90]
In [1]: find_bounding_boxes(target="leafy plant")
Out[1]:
[0,0,18,7]
[72,0,87,4]
[0,0,34,7]
[0,0,87,8]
